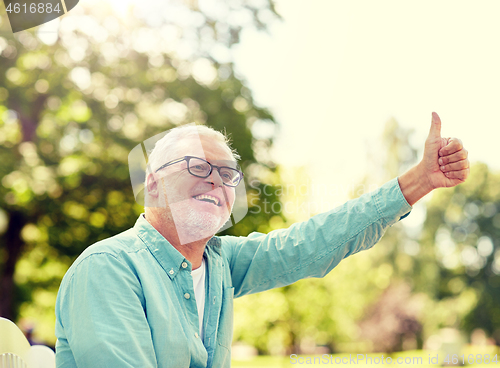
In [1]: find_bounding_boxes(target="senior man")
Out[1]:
[55,112,469,367]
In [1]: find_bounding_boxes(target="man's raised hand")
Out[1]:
[420,112,470,189]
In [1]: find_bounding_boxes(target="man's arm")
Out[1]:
[398,112,470,206]
[222,112,469,297]
[55,253,157,367]
[223,177,412,298]
[398,164,433,206]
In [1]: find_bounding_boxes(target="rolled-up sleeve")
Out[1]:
[223,177,412,298]
[55,253,157,368]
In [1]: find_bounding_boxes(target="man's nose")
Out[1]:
[208,169,224,187]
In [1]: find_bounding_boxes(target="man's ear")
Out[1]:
[146,173,160,198]
[145,172,165,208]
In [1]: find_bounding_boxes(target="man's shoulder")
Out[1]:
[217,232,267,255]
[87,227,143,254]
[218,231,269,246]
[56,226,149,306]
[67,226,146,274]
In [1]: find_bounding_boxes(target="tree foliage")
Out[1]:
[233,118,424,354]
[0,1,281,343]
[420,162,500,342]
[233,118,500,355]
[2,2,498,351]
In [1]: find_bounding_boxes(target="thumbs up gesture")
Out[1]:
[420,112,470,189]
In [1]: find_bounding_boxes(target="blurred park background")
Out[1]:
[1,0,500,364]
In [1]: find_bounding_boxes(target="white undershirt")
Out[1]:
[191,258,206,339]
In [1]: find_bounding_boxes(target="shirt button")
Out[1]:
[181,262,188,269]
[194,332,199,339]
[169,269,174,275]
[184,293,190,299]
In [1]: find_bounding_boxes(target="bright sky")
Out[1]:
[232,0,500,207]
[37,0,499,215]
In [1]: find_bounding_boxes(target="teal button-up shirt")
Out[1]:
[55,177,411,367]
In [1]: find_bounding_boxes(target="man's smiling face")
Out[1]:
[153,136,237,243]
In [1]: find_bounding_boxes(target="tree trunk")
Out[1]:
[0,96,44,319]
[0,211,26,320]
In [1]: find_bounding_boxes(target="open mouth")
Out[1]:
[192,194,221,207]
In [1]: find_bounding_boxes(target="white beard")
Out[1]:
[185,206,222,234]
[169,199,229,245]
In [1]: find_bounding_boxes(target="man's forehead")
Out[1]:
[175,137,234,161]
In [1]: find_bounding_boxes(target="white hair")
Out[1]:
[146,124,240,177]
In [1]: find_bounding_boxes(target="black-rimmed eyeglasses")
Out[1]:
[154,156,244,187]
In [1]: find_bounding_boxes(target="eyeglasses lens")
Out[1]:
[188,158,211,176]
[188,158,241,187]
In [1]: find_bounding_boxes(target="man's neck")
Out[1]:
[171,238,209,270]
[144,211,210,270]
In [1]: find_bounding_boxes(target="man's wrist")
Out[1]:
[398,164,434,206]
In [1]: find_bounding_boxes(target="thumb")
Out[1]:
[428,112,441,138]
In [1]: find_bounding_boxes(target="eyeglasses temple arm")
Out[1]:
[154,157,186,173]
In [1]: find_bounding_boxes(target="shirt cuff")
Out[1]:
[374,177,413,227]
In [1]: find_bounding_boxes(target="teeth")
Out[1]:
[194,194,220,205]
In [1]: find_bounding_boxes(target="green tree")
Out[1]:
[0,1,282,343]
[232,118,426,354]
[362,120,500,348]
[419,162,500,342]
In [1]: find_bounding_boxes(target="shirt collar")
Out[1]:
[134,214,220,279]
